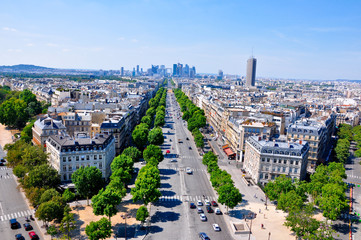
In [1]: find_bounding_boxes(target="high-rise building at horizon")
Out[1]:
[136,65,140,75]
[120,67,124,76]
[246,57,257,87]
[218,70,223,80]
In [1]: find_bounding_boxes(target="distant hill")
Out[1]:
[0,64,54,72]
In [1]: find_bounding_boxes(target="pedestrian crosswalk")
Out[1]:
[167,167,206,172]
[0,209,35,221]
[347,175,361,179]
[158,195,217,202]
[0,175,12,180]
[0,167,8,170]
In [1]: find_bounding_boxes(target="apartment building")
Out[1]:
[59,112,92,137]
[46,134,115,182]
[244,136,309,185]
[32,116,67,147]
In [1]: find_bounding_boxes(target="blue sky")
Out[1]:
[0,0,360,80]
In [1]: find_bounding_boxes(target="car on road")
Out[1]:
[199,213,207,221]
[0,158,5,162]
[23,223,33,231]
[9,219,19,229]
[170,159,177,163]
[186,167,192,174]
[15,234,25,240]
[241,168,246,174]
[199,232,210,240]
[28,231,39,240]
[205,199,211,206]
[212,223,221,231]
[215,208,222,215]
[0,162,4,166]
[197,207,203,213]
[188,146,192,150]
[190,202,196,209]
[211,201,218,207]
[186,137,189,140]
[206,206,213,213]
[197,200,203,206]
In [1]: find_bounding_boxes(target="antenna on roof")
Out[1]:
[251,47,254,58]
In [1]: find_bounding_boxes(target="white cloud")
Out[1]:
[3,27,17,32]
[131,39,138,43]
[26,43,34,47]
[47,43,58,47]
[118,37,125,40]
[62,48,70,52]
[8,49,22,52]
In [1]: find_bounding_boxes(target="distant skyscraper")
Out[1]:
[132,68,135,77]
[120,67,124,76]
[246,57,257,87]
[173,64,177,76]
[218,70,223,80]
[136,65,140,75]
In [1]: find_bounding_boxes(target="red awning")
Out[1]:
[224,148,235,156]
[166,150,170,153]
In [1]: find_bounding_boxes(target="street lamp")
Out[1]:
[247,213,253,240]
[268,232,271,240]
[121,214,131,240]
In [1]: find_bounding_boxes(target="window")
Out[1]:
[267,158,270,162]
[81,156,85,161]
[63,165,67,171]
[69,173,72,180]
[260,173,263,179]
[290,160,294,164]
[262,158,265,162]
[94,155,97,160]
[273,159,277,163]
[63,174,67,181]
[76,164,79,169]
[294,168,298,173]
[295,161,299,165]
[68,157,72,162]
[99,163,103,169]
[277,167,281,172]
[265,174,269,179]
[278,159,282,164]
[282,167,286,172]
[289,167,293,173]
[283,160,287,164]
[99,155,102,160]
[63,157,66,162]
[76,156,79,161]
[86,155,90,160]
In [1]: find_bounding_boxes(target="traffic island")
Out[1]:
[230,220,251,235]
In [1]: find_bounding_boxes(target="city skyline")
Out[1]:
[1,0,361,80]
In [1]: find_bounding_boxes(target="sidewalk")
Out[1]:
[203,133,295,240]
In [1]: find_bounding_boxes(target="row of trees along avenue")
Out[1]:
[173,88,243,212]
[263,124,353,239]
[173,88,206,148]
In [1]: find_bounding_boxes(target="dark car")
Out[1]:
[28,231,39,240]
[206,206,213,213]
[23,223,33,231]
[186,137,189,140]
[15,234,25,240]
[9,219,18,229]
[189,146,192,150]
[211,201,218,207]
[0,162,4,166]
[190,202,196,209]
[0,158,5,162]
[199,232,210,240]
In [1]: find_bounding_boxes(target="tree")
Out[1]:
[264,175,295,201]
[13,164,27,178]
[146,107,156,119]
[154,113,165,127]
[40,188,60,204]
[4,139,29,168]
[110,167,132,188]
[21,145,48,169]
[20,119,35,143]
[35,199,64,224]
[277,190,304,212]
[24,164,60,189]
[62,189,75,203]
[72,166,104,205]
[284,203,320,238]
[136,205,149,228]
[47,225,58,240]
[60,207,76,240]
[122,146,142,162]
[141,115,152,127]
[132,124,149,150]
[19,89,37,105]
[217,183,242,213]
[143,144,164,164]
[91,187,124,222]
[111,154,134,174]
[131,165,161,205]
[148,127,164,145]
[210,169,233,190]
[0,97,29,128]
[85,217,112,240]
[25,187,45,207]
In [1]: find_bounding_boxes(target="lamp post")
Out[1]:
[121,214,131,240]
[248,214,253,240]
[268,232,271,240]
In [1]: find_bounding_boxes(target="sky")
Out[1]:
[0,0,361,80]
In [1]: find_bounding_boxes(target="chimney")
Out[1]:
[258,136,261,141]
[299,140,302,145]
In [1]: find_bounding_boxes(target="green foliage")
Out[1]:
[148,127,164,145]
[284,203,320,238]
[62,189,76,203]
[122,146,142,162]
[131,165,161,205]
[20,119,35,143]
[264,175,295,201]
[111,154,134,174]
[60,209,76,240]
[72,166,104,205]
[91,187,124,221]
[132,123,149,150]
[24,164,60,189]
[217,183,242,211]
[337,123,352,141]
[143,144,164,164]
[277,190,304,212]
[110,167,132,187]
[334,138,350,163]
[25,187,45,207]
[136,205,149,224]
[35,197,66,223]
[40,188,61,204]
[13,164,27,178]
[47,225,58,239]
[141,115,152,127]
[85,217,112,240]
[0,97,29,128]
[210,169,233,190]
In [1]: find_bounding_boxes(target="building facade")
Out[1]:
[246,57,257,87]
[32,116,67,147]
[46,134,115,182]
[244,136,309,185]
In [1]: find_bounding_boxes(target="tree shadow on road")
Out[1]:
[150,210,180,223]
[153,199,182,208]
[160,182,172,189]
[159,168,177,175]
[160,190,176,196]
[228,208,255,220]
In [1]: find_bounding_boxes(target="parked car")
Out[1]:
[211,201,218,207]
[199,213,207,221]
[215,208,222,215]
[190,202,196,209]
[9,219,18,229]
[0,158,5,162]
[15,234,25,240]
[23,223,33,231]
[170,159,177,163]
[205,199,211,206]
[199,232,210,240]
[206,206,213,213]
[0,162,4,166]
[197,207,203,213]
[186,137,189,140]
[212,223,221,231]
[186,167,192,174]
[197,200,203,206]
[28,231,39,240]
[188,146,192,150]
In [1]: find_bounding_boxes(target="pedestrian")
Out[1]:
[261,224,264,229]
[259,209,261,213]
